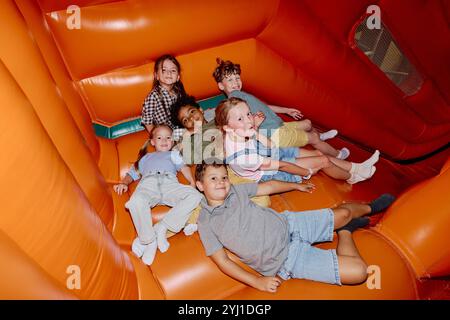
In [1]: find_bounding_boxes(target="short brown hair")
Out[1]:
[195,162,227,182]
[215,97,247,129]
[212,57,241,83]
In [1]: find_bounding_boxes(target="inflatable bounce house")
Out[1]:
[1,0,449,300]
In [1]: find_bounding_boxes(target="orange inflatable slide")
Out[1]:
[1,0,449,300]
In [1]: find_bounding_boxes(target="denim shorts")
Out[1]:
[277,209,341,285]
[257,144,300,161]
[260,170,302,183]
[259,147,302,183]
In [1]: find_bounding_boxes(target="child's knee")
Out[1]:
[334,207,352,223]
[340,259,368,285]
[353,261,368,283]
[125,195,142,210]
[301,119,312,131]
[320,155,331,167]
[313,149,324,156]
[126,191,154,209]
[307,131,320,144]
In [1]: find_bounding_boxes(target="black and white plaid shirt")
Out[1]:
[141,85,184,141]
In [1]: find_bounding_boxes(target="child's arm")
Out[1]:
[113,174,134,195]
[268,105,303,120]
[256,180,315,197]
[260,158,312,177]
[211,249,281,293]
[180,165,196,188]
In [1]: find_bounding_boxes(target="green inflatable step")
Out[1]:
[93,94,225,139]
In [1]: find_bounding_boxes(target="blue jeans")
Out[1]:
[277,209,341,285]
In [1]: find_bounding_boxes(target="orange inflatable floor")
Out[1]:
[1,0,449,300]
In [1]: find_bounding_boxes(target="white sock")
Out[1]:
[320,129,338,141]
[350,150,380,176]
[361,150,380,168]
[131,238,147,258]
[183,224,198,236]
[336,147,350,160]
[141,240,157,265]
[351,162,373,178]
[347,166,376,184]
[155,222,170,253]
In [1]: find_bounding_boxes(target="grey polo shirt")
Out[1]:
[197,183,289,276]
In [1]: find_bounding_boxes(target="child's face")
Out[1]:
[196,166,230,203]
[177,105,204,131]
[224,102,256,138]
[156,59,180,88]
[150,126,174,152]
[218,73,242,96]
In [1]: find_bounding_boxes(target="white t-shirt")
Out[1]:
[225,134,265,181]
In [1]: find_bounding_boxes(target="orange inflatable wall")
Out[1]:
[0,0,449,299]
[37,0,450,160]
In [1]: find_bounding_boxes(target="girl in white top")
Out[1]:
[217,97,380,184]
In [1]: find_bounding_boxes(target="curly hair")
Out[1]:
[212,57,241,83]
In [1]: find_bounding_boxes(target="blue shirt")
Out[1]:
[229,90,283,134]
[127,151,184,180]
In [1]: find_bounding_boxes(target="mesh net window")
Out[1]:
[354,16,423,96]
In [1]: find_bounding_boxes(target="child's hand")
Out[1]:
[296,182,315,193]
[113,183,128,195]
[253,112,266,129]
[286,108,303,120]
[254,276,282,293]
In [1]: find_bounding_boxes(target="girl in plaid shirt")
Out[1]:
[141,54,186,140]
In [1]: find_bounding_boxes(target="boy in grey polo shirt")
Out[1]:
[195,163,395,292]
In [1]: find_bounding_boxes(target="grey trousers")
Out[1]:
[125,172,202,244]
